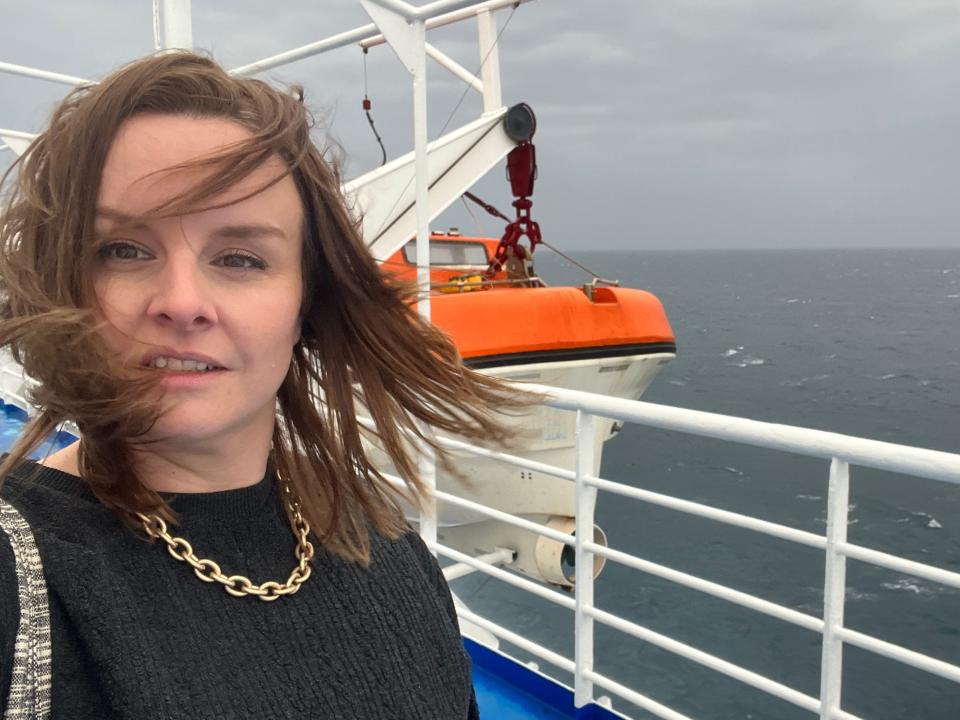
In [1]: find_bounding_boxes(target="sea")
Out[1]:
[1,248,957,719]
[456,247,960,720]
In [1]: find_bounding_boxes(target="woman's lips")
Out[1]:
[156,368,228,389]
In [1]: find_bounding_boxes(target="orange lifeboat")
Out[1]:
[383,232,676,371]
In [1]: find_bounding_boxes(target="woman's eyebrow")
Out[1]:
[209,223,288,242]
[94,208,286,242]
[94,206,149,230]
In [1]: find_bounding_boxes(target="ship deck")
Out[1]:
[467,639,626,719]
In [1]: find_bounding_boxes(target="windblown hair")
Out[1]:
[0,51,525,562]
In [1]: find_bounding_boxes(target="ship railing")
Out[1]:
[403,383,960,720]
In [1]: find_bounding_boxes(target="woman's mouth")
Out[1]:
[146,356,225,372]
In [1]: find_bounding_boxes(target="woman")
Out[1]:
[0,52,521,718]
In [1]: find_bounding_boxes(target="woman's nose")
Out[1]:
[144,254,218,331]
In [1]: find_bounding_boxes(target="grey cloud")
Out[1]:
[3,0,960,250]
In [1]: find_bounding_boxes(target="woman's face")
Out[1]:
[93,113,303,447]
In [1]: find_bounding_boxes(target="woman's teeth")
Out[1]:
[149,357,218,372]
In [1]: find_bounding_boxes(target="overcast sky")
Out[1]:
[2,0,960,251]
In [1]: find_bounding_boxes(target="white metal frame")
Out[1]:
[428,383,960,720]
[0,0,528,537]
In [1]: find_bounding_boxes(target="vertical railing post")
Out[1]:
[359,0,437,549]
[476,7,502,114]
[410,16,438,549]
[819,457,850,719]
[574,409,597,708]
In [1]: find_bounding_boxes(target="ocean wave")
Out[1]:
[722,346,744,357]
[728,357,767,368]
[782,374,832,387]
[881,579,936,596]
[896,511,943,529]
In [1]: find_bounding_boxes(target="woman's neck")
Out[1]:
[38,433,272,494]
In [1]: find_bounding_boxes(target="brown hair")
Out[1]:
[0,51,525,562]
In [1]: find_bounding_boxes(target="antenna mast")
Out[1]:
[153,0,194,50]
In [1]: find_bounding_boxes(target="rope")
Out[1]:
[362,50,387,166]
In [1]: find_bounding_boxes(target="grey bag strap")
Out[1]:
[0,499,52,720]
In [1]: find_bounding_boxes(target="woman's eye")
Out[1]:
[98,242,151,262]
[216,252,266,270]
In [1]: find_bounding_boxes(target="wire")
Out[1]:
[539,239,608,281]
[368,4,520,243]
[437,4,518,137]
[460,195,484,236]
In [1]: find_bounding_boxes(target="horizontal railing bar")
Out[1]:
[839,541,960,590]
[443,547,514,581]
[229,23,376,75]
[360,0,533,48]
[430,542,576,611]
[231,0,532,76]
[0,60,90,86]
[583,669,695,720]
[832,709,865,720]
[836,627,960,685]
[356,415,576,482]
[366,0,486,22]
[583,541,824,633]
[585,606,824,715]
[0,128,37,141]
[528,384,960,485]
[456,607,576,674]
[434,489,576,546]
[434,435,577,481]
[585,475,827,550]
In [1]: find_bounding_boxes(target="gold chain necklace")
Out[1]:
[137,478,315,602]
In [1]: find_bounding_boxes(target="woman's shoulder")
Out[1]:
[368,524,439,579]
[0,524,17,708]
[369,526,458,613]
[1,460,100,517]
[0,460,115,576]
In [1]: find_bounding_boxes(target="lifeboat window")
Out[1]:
[403,240,489,266]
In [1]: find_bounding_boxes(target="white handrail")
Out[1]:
[431,541,576,611]
[429,384,960,718]
[585,473,828,549]
[457,607,576,673]
[230,0,531,76]
[585,541,824,633]
[0,60,90,86]
[527,384,960,484]
[586,605,828,716]
[0,128,38,141]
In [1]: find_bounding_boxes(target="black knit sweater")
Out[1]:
[0,462,479,719]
